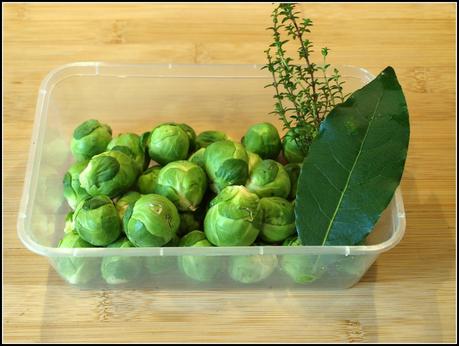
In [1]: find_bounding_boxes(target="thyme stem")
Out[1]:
[263,3,348,157]
[290,18,320,127]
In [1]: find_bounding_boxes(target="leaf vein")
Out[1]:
[305,183,333,222]
[312,164,341,193]
[320,93,383,245]
[328,144,350,172]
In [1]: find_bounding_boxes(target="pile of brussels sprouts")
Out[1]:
[59,119,321,285]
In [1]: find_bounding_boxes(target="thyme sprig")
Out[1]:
[263,3,349,155]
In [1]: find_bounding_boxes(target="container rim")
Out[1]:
[17,62,405,258]
[28,61,376,81]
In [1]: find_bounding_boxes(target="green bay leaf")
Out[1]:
[295,66,410,245]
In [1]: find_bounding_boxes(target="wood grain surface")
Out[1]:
[3,3,456,343]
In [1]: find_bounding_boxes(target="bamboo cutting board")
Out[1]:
[3,3,456,343]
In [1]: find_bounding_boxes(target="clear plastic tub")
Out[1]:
[17,63,406,289]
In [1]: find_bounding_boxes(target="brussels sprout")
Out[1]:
[156,161,207,212]
[193,189,217,224]
[168,232,181,247]
[178,230,207,246]
[178,123,197,153]
[204,186,262,246]
[204,140,249,192]
[259,197,296,243]
[64,211,74,234]
[63,160,90,210]
[147,123,190,165]
[140,131,151,149]
[136,165,161,194]
[107,132,149,171]
[178,230,221,282]
[284,163,301,200]
[247,151,262,175]
[246,159,291,199]
[115,191,141,221]
[196,130,229,149]
[282,125,316,163]
[228,254,278,284]
[79,150,138,198]
[73,195,122,246]
[124,194,180,247]
[280,236,326,284]
[101,237,142,285]
[70,119,112,162]
[55,231,99,285]
[241,122,282,160]
[178,212,202,236]
[158,122,196,152]
[139,130,151,159]
[188,148,206,168]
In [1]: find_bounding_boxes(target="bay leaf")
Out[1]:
[295,66,410,245]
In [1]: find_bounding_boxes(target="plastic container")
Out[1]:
[17,63,406,290]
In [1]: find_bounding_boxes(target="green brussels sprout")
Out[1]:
[204,186,262,246]
[284,163,301,200]
[247,151,262,176]
[204,140,249,192]
[107,132,149,171]
[55,231,99,285]
[193,189,217,225]
[196,130,229,149]
[63,160,90,210]
[178,229,206,246]
[178,212,202,236]
[156,161,207,212]
[136,165,161,194]
[124,194,180,247]
[246,159,291,199]
[73,195,122,246]
[280,236,326,284]
[178,230,221,282]
[282,125,316,163]
[157,122,197,153]
[79,150,138,198]
[70,119,112,162]
[188,148,206,168]
[115,191,141,221]
[178,123,197,153]
[140,131,151,148]
[259,197,296,243]
[101,237,142,285]
[139,130,151,159]
[228,254,278,284]
[241,122,282,160]
[168,232,181,247]
[64,211,74,234]
[147,123,190,165]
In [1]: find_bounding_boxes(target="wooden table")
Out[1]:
[4,3,456,343]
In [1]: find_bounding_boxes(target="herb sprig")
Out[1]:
[263,3,348,155]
